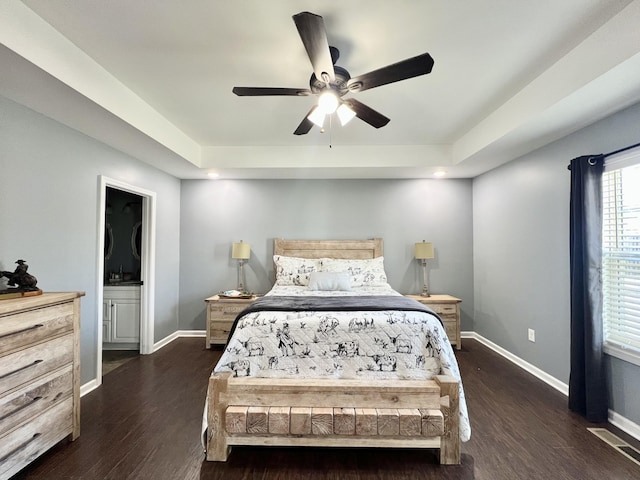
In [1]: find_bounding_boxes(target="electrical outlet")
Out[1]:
[528,328,535,342]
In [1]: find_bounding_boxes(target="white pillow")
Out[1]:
[308,271,352,291]
[321,256,388,287]
[273,255,321,286]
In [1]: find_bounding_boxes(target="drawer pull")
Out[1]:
[0,433,41,464]
[0,396,42,423]
[0,359,43,380]
[0,323,45,340]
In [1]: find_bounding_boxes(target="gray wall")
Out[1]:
[178,178,474,332]
[472,101,640,426]
[0,95,182,384]
[4,87,638,429]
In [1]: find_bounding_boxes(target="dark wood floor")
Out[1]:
[12,338,640,480]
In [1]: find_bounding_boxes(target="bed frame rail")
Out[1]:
[206,372,460,464]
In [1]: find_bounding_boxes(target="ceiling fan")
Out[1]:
[232,11,434,135]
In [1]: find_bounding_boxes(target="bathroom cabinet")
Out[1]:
[103,286,140,348]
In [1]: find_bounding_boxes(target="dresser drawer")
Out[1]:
[0,334,73,395]
[0,366,73,436]
[210,320,234,344]
[0,302,73,356]
[0,397,73,480]
[209,303,248,318]
[438,314,458,325]
[443,321,458,341]
[205,295,258,348]
[428,304,458,316]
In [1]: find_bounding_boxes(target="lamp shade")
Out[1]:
[414,241,434,259]
[337,103,356,125]
[307,106,326,128]
[232,241,251,260]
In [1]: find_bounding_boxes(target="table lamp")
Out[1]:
[414,241,434,297]
[231,240,251,291]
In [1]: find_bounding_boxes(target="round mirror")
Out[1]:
[131,221,142,260]
[104,223,114,261]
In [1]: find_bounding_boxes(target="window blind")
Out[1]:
[602,162,640,354]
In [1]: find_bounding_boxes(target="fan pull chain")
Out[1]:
[329,114,332,148]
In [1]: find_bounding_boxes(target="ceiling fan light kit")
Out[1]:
[233,11,434,136]
[307,106,326,128]
[336,103,356,126]
[318,91,339,114]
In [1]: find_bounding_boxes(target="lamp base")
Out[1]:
[420,259,430,297]
[237,260,246,292]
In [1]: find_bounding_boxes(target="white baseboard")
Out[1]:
[462,331,640,442]
[152,330,206,351]
[462,331,568,395]
[174,330,206,338]
[80,379,100,397]
[153,331,180,352]
[609,408,640,441]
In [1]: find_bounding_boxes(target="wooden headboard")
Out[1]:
[273,238,383,259]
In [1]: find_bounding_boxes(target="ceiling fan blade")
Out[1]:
[293,108,316,135]
[347,53,434,93]
[233,87,311,96]
[343,98,390,128]
[292,12,335,83]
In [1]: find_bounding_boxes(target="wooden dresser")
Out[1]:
[205,294,257,348]
[405,294,462,350]
[0,292,83,479]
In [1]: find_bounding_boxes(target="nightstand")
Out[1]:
[405,294,462,350]
[205,294,258,348]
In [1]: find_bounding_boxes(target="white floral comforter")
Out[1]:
[208,284,471,443]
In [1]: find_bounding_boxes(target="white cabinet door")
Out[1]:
[111,299,140,343]
[103,286,140,344]
[103,299,112,342]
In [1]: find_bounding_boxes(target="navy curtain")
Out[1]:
[568,154,608,422]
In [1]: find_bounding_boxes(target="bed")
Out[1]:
[204,238,470,464]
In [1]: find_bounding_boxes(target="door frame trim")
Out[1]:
[96,176,156,382]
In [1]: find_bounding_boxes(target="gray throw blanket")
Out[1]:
[228,295,441,344]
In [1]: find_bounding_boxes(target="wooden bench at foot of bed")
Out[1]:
[206,372,460,464]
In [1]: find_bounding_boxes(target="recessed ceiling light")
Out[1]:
[433,170,447,178]
[207,172,220,179]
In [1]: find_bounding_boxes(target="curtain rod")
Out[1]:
[567,140,640,170]
[603,140,640,158]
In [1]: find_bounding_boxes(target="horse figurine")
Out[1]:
[1,259,39,291]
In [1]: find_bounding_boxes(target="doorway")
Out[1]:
[103,187,142,374]
[97,176,156,384]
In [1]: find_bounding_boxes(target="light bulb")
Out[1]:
[318,91,339,114]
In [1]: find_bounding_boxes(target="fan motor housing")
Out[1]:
[309,65,350,97]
